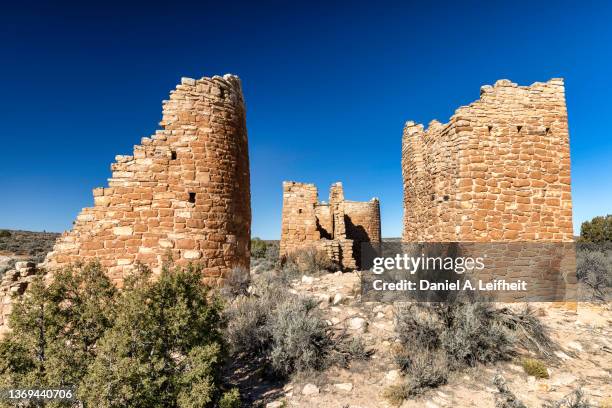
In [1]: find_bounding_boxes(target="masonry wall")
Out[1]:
[344,200,382,244]
[402,78,573,243]
[280,181,381,270]
[0,262,37,337]
[279,182,321,256]
[43,75,251,286]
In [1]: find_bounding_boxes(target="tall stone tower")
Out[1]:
[402,78,573,242]
[42,75,251,286]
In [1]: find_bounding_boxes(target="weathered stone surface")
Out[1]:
[301,383,320,396]
[42,75,251,286]
[402,78,573,243]
[280,181,380,270]
[333,383,353,392]
[1,74,251,336]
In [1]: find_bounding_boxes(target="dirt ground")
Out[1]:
[253,271,611,408]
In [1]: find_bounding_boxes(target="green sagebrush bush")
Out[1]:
[251,237,268,259]
[389,293,554,402]
[576,244,612,301]
[522,358,549,378]
[224,271,368,378]
[283,247,338,275]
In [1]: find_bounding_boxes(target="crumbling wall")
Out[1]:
[280,181,381,270]
[402,78,573,242]
[0,262,37,337]
[43,75,251,286]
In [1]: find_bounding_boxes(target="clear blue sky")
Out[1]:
[1,1,611,239]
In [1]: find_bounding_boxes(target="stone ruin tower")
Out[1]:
[42,75,251,286]
[401,78,575,302]
[402,78,573,242]
[280,181,381,270]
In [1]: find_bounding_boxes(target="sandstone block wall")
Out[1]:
[43,75,251,286]
[0,262,37,337]
[280,181,380,270]
[402,78,573,242]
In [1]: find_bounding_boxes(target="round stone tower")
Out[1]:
[43,75,251,286]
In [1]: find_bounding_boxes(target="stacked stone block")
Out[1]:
[401,78,575,302]
[280,181,381,270]
[42,75,251,286]
[402,78,573,242]
[0,262,38,337]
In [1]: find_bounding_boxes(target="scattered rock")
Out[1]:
[349,317,367,331]
[302,383,319,396]
[567,341,583,352]
[301,275,314,284]
[333,383,353,392]
[385,369,400,383]
[266,402,284,408]
[554,351,571,361]
[332,293,344,305]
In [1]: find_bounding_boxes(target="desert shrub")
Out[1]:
[522,358,548,378]
[494,305,556,358]
[392,295,554,401]
[218,388,241,408]
[384,349,449,403]
[600,397,612,408]
[224,273,368,378]
[251,237,268,258]
[268,296,333,376]
[395,298,515,370]
[284,247,337,275]
[224,273,287,356]
[544,388,592,408]
[383,384,411,406]
[576,246,612,301]
[79,263,229,407]
[264,240,280,262]
[579,214,612,243]
[0,262,118,407]
[221,266,251,298]
[329,333,371,368]
[0,230,11,238]
[0,261,235,407]
[493,375,527,408]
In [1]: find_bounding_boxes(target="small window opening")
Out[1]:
[545,127,550,134]
[517,125,523,132]
[298,209,303,214]
[443,195,450,201]
[188,192,196,204]
[487,125,493,133]
[431,194,435,201]
[171,151,177,160]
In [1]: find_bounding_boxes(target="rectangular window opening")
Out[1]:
[171,151,177,160]
[188,192,196,203]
